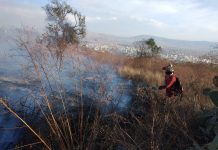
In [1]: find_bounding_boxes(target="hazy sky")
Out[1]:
[1,0,218,41]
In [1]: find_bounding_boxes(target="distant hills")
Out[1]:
[85,32,218,56]
[0,27,218,57]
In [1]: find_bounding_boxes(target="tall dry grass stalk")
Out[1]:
[0,99,51,150]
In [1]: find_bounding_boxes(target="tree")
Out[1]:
[134,38,161,57]
[134,40,150,57]
[43,0,86,60]
[146,38,162,56]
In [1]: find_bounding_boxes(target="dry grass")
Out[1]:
[118,66,163,86]
[69,50,218,149]
[85,50,218,108]
[2,42,218,150]
[77,50,218,149]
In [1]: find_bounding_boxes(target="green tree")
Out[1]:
[146,38,162,56]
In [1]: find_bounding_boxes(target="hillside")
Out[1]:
[84,32,217,56]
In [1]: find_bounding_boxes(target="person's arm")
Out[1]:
[166,76,176,89]
[159,85,166,90]
[159,80,166,90]
[159,67,167,90]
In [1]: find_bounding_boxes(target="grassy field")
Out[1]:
[86,49,218,108]
[3,48,218,150]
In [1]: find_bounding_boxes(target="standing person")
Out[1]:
[159,64,177,97]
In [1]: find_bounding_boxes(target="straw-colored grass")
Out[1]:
[2,45,218,149]
[118,66,163,86]
[86,50,218,108]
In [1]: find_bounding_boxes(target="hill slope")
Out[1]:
[85,32,217,56]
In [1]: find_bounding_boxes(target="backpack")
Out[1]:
[172,77,183,95]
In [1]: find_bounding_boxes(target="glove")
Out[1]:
[158,86,165,90]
